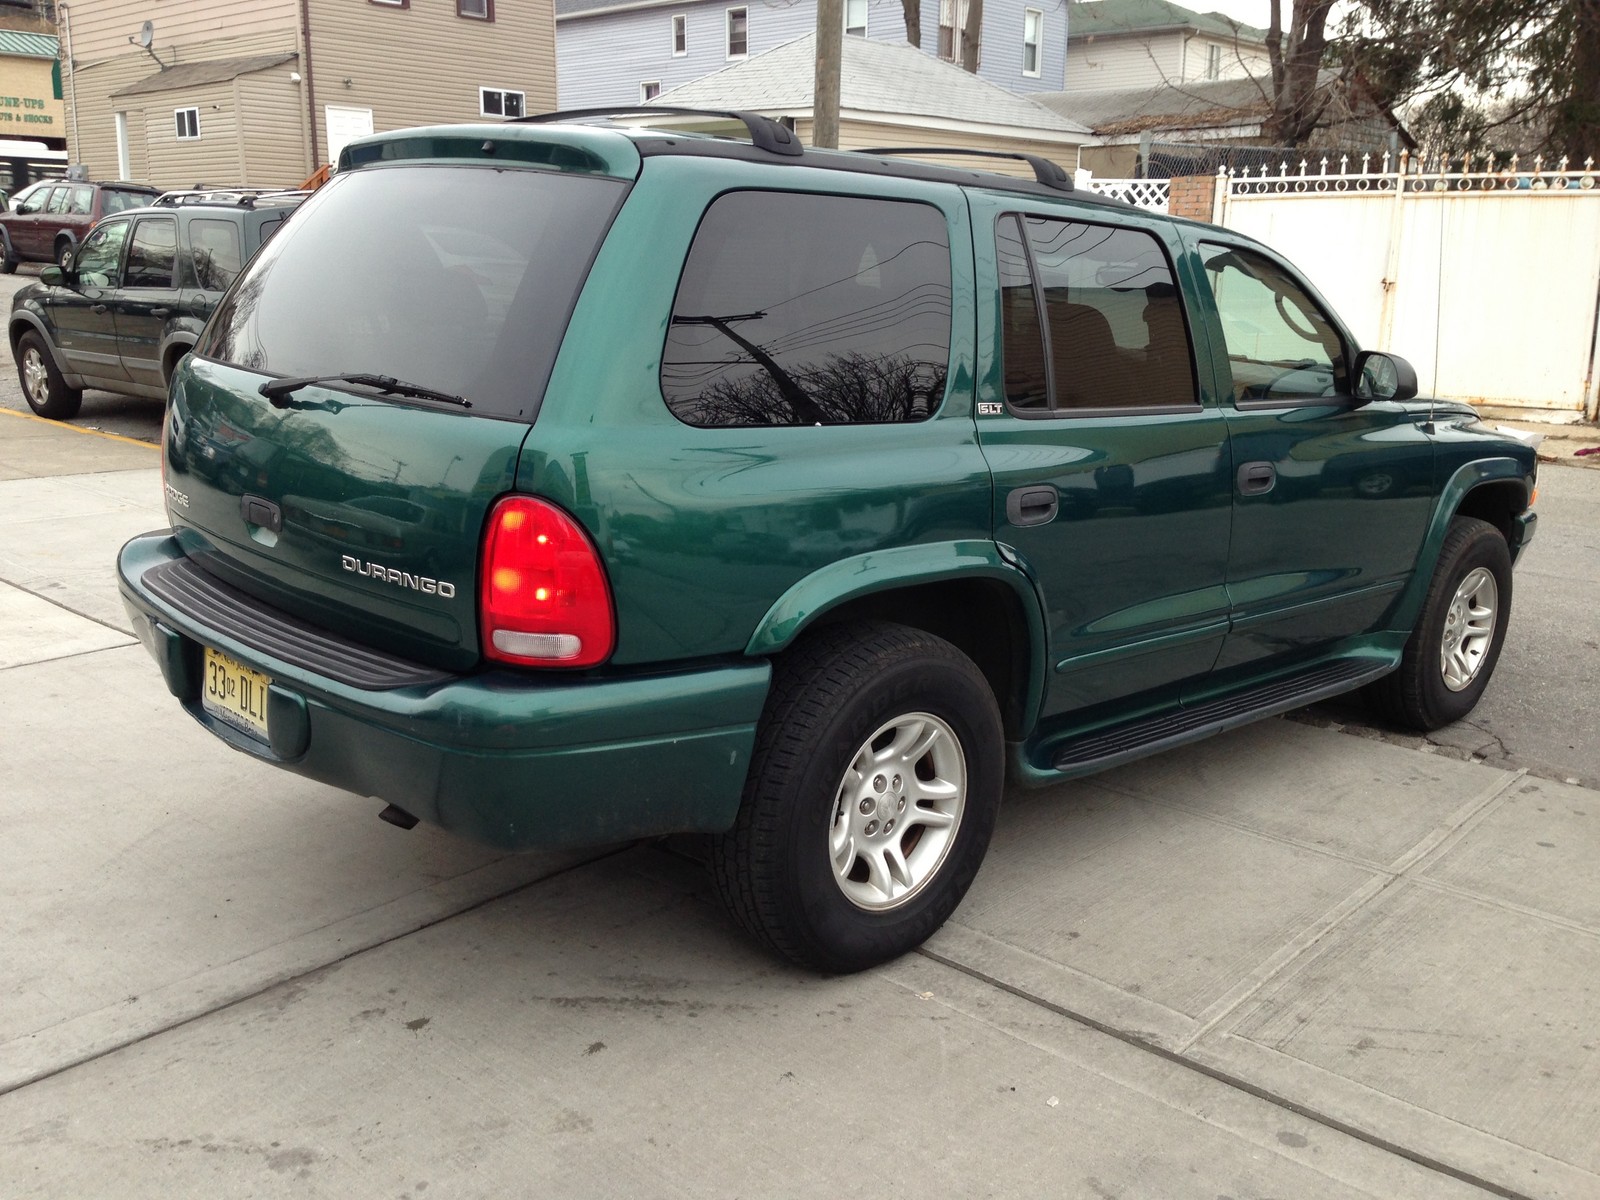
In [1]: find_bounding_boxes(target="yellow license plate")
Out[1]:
[202,646,271,741]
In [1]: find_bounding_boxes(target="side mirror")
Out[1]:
[1353,350,1418,403]
[38,265,64,286]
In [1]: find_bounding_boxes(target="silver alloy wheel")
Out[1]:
[21,345,50,408]
[829,711,966,911]
[1440,566,1498,691]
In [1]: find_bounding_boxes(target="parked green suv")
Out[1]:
[117,114,1537,972]
[9,193,302,419]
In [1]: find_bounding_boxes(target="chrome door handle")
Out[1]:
[90,303,108,314]
[150,307,172,318]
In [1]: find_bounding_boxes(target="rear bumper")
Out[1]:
[118,531,769,850]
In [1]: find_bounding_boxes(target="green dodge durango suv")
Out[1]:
[117,112,1538,972]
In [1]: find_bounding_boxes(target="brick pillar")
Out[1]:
[1167,174,1219,222]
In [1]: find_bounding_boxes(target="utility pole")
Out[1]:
[814,0,841,149]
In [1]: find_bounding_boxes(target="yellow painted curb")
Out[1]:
[0,406,160,450]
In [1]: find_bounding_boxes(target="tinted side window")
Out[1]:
[997,215,1048,410]
[1199,243,1347,404]
[1020,217,1196,411]
[68,186,94,215]
[125,217,178,289]
[661,191,952,427]
[190,218,243,290]
[46,187,69,214]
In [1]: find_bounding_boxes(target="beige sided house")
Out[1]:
[63,0,556,190]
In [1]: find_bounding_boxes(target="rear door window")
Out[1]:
[124,217,178,289]
[661,190,952,426]
[190,218,243,290]
[998,214,1196,413]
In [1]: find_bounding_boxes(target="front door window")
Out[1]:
[1199,243,1347,404]
[74,221,131,286]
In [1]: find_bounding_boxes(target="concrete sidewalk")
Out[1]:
[2,411,1597,1199]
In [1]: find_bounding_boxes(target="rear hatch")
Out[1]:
[164,129,636,671]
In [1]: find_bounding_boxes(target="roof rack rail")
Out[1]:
[515,106,804,158]
[153,188,308,208]
[853,147,1074,191]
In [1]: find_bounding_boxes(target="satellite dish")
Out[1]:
[138,21,154,48]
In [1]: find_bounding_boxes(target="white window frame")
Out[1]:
[672,13,687,55]
[641,81,662,101]
[174,106,201,141]
[726,6,748,59]
[845,0,866,37]
[1024,8,1049,77]
[1206,43,1222,80]
[478,86,526,119]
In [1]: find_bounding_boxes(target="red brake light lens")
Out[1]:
[480,495,615,668]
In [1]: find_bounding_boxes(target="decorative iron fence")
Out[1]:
[1222,150,1599,197]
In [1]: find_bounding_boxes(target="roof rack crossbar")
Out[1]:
[852,147,1074,191]
[515,106,804,157]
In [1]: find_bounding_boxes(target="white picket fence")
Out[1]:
[1214,152,1600,421]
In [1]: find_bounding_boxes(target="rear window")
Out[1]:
[103,188,156,214]
[198,165,627,420]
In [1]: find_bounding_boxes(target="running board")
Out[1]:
[1046,658,1392,776]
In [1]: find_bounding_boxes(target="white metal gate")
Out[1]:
[1215,153,1600,421]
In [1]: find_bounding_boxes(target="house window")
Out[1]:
[480,88,525,118]
[726,7,747,58]
[1206,43,1222,79]
[938,0,970,63]
[641,81,662,101]
[174,107,200,140]
[672,13,687,54]
[458,0,493,19]
[1022,8,1042,76]
[845,0,866,36]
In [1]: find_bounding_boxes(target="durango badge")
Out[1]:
[341,555,457,598]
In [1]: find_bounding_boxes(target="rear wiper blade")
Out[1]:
[259,373,470,409]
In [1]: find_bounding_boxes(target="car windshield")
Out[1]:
[198,164,629,420]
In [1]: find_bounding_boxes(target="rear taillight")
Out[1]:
[480,495,615,668]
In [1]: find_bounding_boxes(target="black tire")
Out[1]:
[15,330,84,420]
[0,233,15,275]
[1366,516,1512,731]
[54,237,74,269]
[709,621,1004,973]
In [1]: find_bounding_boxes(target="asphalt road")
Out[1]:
[4,266,1597,789]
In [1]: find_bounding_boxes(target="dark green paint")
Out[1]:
[115,122,1541,850]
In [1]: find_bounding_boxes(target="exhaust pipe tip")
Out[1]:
[378,803,420,830]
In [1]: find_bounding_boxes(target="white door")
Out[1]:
[324,106,374,166]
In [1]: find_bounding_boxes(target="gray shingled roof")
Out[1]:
[0,30,60,58]
[1066,0,1265,43]
[656,35,1090,135]
[1036,77,1274,133]
[110,53,297,99]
